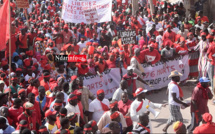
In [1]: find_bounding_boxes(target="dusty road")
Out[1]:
[146,81,215,133]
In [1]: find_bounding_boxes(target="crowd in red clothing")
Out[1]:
[0,0,215,133]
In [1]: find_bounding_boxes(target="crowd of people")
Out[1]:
[0,0,215,133]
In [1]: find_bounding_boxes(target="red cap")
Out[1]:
[187,32,193,37]
[207,34,214,39]
[73,90,82,96]
[97,89,104,95]
[201,32,207,36]
[167,25,171,28]
[16,68,22,72]
[92,42,98,46]
[45,109,57,117]
[44,64,51,70]
[26,50,33,56]
[24,59,31,67]
[86,42,92,46]
[18,89,25,95]
[202,113,212,123]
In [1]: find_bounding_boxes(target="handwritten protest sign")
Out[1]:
[62,0,112,23]
[83,8,99,24]
[16,0,29,8]
[118,30,136,44]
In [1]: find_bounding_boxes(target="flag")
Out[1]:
[0,0,10,50]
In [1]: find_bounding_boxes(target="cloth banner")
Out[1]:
[83,68,121,99]
[61,0,112,23]
[122,55,190,91]
[83,8,99,24]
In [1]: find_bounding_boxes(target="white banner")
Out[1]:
[84,8,99,24]
[122,55,190,91]
[83,68,121,99]
[61,0,112,23]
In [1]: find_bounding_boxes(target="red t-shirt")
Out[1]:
[191,86,211,114]
[18,112,37,130]
[106,60,116,68]
[96,61,107,74]
[53,30,63,44]
[118,100,133,127]
[176,45,188,55]
[62,31,72,44]
[140,49,161,64]
[19,34,28,49]
[207,43,215,65]
[122,73,138,93]
[78,64,89,75]
[40,80,49,91]
[32,87,39,96]
[73,45,80,54]
[47,6,56,16]
[163,31,176,43]
[27,85,34,95]
[9,106,23,125]
[193,123,215,134]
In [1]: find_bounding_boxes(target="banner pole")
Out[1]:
[8,0,12,105]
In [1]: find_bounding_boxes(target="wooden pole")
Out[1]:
[8,0,11,104]
[132,0,139,16]
[149,0,155,16]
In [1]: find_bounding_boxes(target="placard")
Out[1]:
[16,0,29,8]
[118,30,136,45]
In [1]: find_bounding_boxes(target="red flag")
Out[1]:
[0,0,10,50]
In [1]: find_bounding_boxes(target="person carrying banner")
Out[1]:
[123,66,150,100]
[163,70,189,133]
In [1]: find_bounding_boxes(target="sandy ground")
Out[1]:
[146,81,215,133]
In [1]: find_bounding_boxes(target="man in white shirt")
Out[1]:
[162,70,189,133]
[65,94,80,116]
[112,80,128,101]
[77,37,87,53]
[130,88,165,132]
[156,28,164,50]
[88,89,110,122]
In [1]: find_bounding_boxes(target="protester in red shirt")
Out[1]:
[140,44,161,65]
[17,102,37,130]
[175,37,188,56]
[95,56,108,74]
[40,72,50,92]
[62,25,72,44]
[162,25,176,44]
[32,79,40,96]
[19,29,29,52]
[106,53,117,68]
[118,92,133,132]
[78,62,89,76]
[9,98,23,126]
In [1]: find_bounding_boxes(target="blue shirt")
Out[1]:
[3,125,15,134]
